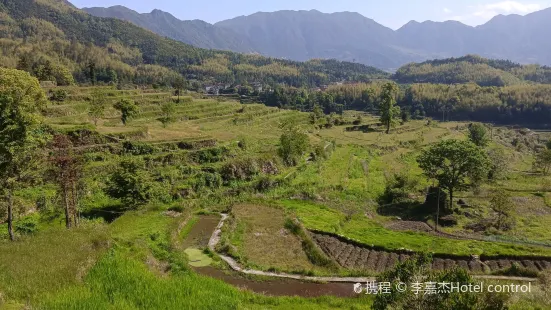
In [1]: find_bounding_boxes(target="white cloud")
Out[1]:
[443,8,452,14]
[449,1,542,25]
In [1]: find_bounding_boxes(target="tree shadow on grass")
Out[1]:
[376,201,439,222]
[81,203,127,223]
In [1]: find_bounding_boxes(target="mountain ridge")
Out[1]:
[82,5,551,69]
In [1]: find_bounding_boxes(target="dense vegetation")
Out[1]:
[260,82,551,126]
[394,55,551,86]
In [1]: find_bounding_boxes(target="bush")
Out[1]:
[255,176,279,192]
[48,89,68,102]
[380,173,419,204]
[278,127,309,166]
[167,205,185,213]
[190,147,227,164]
[192,172,222,192]
[493,262,539,278]
[14,214,39,235]
[122,141,156,155]
[220,158,261,182]
[105,158,156,209]
[468,123,490,147]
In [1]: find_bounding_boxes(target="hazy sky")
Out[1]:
[69,0,551,29]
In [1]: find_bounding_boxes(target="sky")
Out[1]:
[69,0,551,29]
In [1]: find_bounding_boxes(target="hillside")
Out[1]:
[394,55,551,86]
[0,0,388,88]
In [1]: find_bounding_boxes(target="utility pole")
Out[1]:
[435,187,440,232]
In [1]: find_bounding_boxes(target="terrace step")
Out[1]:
[312,233,551,274]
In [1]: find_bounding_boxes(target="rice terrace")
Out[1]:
[3,0,551,309]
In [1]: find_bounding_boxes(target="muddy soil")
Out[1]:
[194,266,358,297]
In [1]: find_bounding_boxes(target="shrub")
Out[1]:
[48,89,68,102]
[190,147,227,164]
[14,214,39,235]
[278,127,309,166]
[255,176,279,192]
[105,158,156,209]
[220,158,261,182]
[122,141,156,155]
[192,172,222,192]
[380,173,419,204]
[468,123,490,147]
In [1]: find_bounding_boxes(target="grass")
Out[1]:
[278,200,551,257]
[0,224,109,302]
[37,250,373,310]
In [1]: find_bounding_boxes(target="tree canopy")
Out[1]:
[417,139,491,208]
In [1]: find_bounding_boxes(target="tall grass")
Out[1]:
[38,250,372,310]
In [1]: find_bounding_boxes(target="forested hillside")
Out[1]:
[394,55,551,86]
[0,0,388,88]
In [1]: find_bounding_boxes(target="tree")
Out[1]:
[487,147,509,180]
[278,126,309,166]
[87,61,96,85]
[159,101,177,128]
[48,134,83,229]
[105,158,155,209]
[172,76,186,103]
[0,69,48,241]
[536,149,551,174]
[88,89,107,126]
[379,82,401,134]
[418,139,491,209]
[309,105,324,124]
[489,190,515,231]
[113,99,139,125]
[468,123,490,147]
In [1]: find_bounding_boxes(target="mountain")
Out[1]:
[215,10,418,69]
[396,8,551,66]
[0,0,388,88]
[83,5,551,70]
[83,6,422,69]
[83,6,254,53]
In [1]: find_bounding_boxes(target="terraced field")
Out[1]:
[312,233,551,274]
[43,87,307,144]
